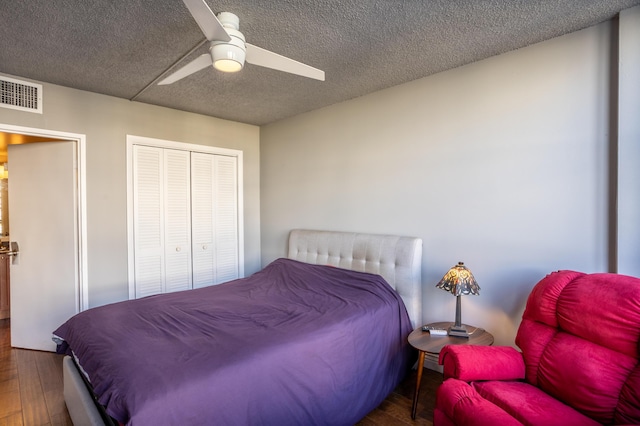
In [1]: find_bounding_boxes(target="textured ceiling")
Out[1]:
[1,0,638,126]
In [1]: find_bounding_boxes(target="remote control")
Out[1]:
[421,325,448,335]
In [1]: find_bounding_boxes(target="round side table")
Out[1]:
[408,321,494,419]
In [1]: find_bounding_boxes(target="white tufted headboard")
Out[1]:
[287,229,423,327]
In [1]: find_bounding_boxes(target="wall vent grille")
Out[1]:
[0,75,43,114]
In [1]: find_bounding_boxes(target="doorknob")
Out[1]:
[7,241,18,264]
[7,241,18,256]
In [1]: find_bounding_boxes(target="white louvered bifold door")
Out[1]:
[133,145,165,298]
[163,149,192,293]
[213,155,239,283]
[191,152,215,288]
[191,153,239,288]
[133,147,192,297]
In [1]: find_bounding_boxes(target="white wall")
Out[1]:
[261,22,615,345]
[0,83,260,308]
[618,5,640,277]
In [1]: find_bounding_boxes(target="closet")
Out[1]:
[130,140,241,299]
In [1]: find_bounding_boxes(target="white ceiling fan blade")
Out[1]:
[246,43,325,81]
[158,53,213,85]
[182,0,231,42]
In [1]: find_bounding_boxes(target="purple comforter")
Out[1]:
[54,258,414,425]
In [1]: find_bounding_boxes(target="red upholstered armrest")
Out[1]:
[436,378,524,426]
[439,345,525,381]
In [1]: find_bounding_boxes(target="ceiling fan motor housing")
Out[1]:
[210,12,246,72]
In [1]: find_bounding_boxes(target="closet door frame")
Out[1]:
[126,134,244,300]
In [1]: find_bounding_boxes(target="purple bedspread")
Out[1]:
[53,258,414,425]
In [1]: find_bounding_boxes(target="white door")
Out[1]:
[9,141,79,351]
[163,149,193,293]
[192,153,239,285]
[133,146,192,298]
[212,155,240,283]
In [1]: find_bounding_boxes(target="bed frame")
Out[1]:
[62,229,423,425]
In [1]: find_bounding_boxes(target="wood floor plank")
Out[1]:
[15,349,50,426]
[47,412,72,426]
[35,351,72,425]
[353,367,441,426]
[0,319,22,425]
[0,356,17,382]
[0,411,24,426]
[0,377,21,420]
[1,319,72,426]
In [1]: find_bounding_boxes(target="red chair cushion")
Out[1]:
[473,381,599,426]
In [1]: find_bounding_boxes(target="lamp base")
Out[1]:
[448,324,470,338]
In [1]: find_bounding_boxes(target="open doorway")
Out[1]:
[0,124,87,351]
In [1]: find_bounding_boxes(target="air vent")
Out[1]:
[0,75,43,114]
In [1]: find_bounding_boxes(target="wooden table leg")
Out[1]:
[411,350,426,420]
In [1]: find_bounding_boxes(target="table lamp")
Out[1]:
[436,261,480,337]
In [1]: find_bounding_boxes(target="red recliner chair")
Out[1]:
[435,270,640,426]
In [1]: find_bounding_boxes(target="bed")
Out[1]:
[55,229,423,425]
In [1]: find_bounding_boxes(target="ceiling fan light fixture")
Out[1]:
[214,58,243,73]
[210,26,246,73]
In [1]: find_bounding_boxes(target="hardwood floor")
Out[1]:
[357,364,442,426]
[0,319,72,426]
[1,318,442,425]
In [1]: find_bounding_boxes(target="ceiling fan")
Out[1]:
[158,0,325,85]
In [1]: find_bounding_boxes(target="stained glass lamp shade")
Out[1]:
[436,261,480,337]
